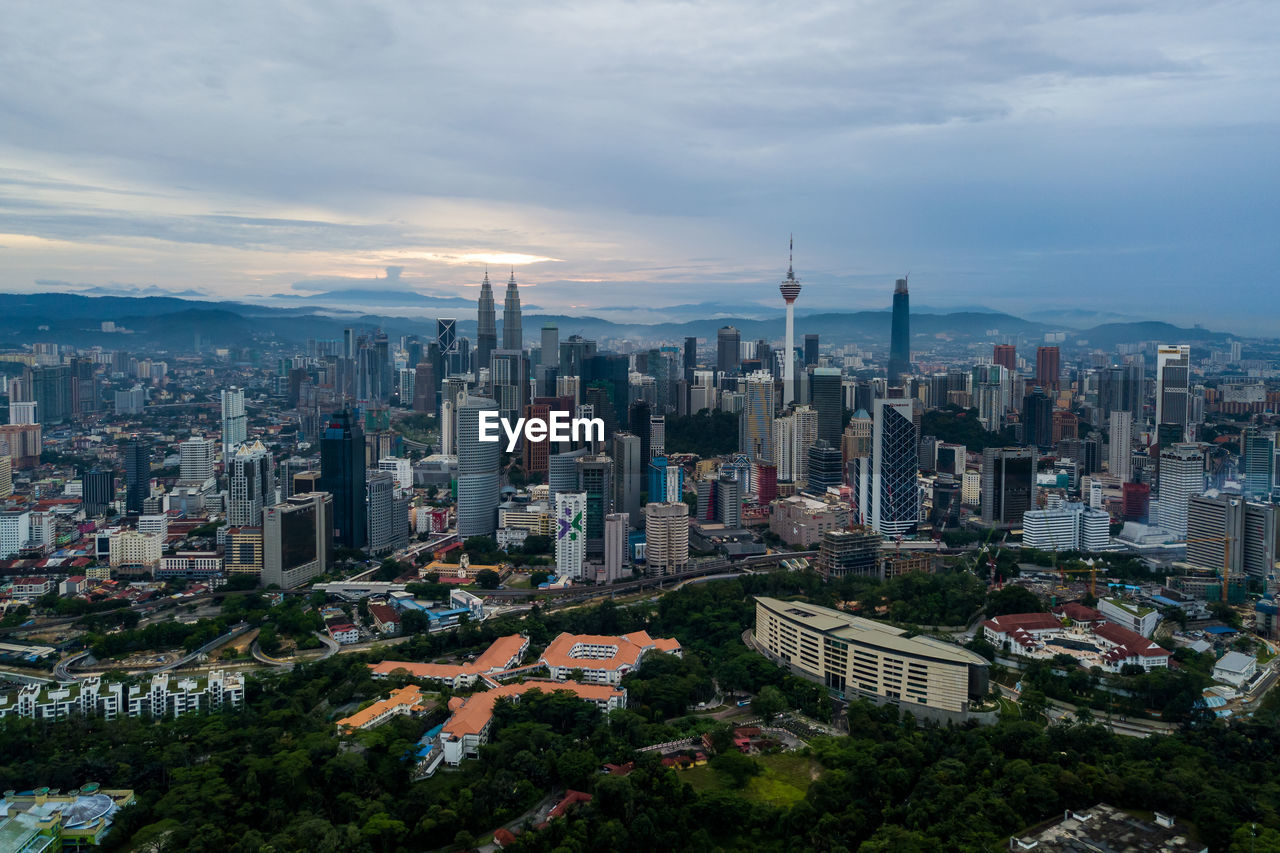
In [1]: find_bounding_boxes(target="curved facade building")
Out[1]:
[456,394,500,537]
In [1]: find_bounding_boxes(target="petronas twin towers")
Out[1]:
[475,268,522,372]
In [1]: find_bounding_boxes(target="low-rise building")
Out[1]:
[538,631,682,685]
[336,684,430,731]
[10,576,53,599]
[157,552,223,579]
[1010,803,1204,853]
[0,671,244,722]
[1212,651,1257,688]
[0,783,136,850]
[367,602,401,636]
[370,634,530,688]
[1099,596,1160,637]
[770,495,851,547]
[326,621,359,644]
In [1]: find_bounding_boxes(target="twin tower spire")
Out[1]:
[475,267,522,371]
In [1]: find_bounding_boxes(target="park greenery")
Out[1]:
[5,575,1280,850]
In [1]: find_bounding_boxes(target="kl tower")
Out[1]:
[779,236,802,407]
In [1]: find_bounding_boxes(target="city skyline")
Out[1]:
[2,2,1278,331]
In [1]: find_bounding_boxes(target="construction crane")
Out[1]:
[1056,560,1106,598]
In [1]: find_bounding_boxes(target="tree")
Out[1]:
[709,751,761,788]
[986,585,1047,617]
[751,685,786,721]
[475,569,501,589]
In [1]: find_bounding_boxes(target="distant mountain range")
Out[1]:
[0,292,1240,351]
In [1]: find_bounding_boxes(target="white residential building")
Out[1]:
[0,671,244,722]
[108,530,163,571]
[0,510,30,557]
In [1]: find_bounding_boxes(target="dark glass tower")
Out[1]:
[502,269,522,351]
[888,277,910,387]
[122,438,149,514]
[476,270,497,376]
[319,409,366,549]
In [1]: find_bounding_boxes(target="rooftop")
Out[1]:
[1013,803,1204,852]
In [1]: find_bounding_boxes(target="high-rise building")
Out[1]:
[366,470,408,555]
[81,467,113,515]
[811,367,842,447]
[717,326,741,375]
[805,440,843,495]
[576,454,614,555]
[644,502,689,576]
[228,441,274,528]
[774,405,818,484]
[870,398,918,535]
[1187,493,1277,582]
[476,270,498,378]
[816,527,881,581]
[262,492,333,589]
[178,436,217,485]
[221,388,247,457]
[555,492,587,580]
[804,334,819,367]
[1157,443,1204,539]
[647,456,684,504]
[779,240,802,406]
[1155,344,1191,440]
[740,371,775,462]
[26,365,71,425]
[1035,347,1060,393]
[1108,411,1134,482]
[611,432,642,527]
[318,409,367,549]
[981,447,1036,529]
[541,322,559,368]
[502,269,523,351]
[455,394,500,538]
[122,438,149,514]
[683,337,698,378]
[992,344,1016,373]
[888,277,910,387]
[1242,427,1275,500]
[8,401,37,425]
[1022,387,1054,449]
[489,349,529,425]
[603,512,629,582]
[843,409,873,524]
[412,361,436,414]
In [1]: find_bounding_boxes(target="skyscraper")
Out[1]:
[319,409,367,549]
[555,492,587,580]
[436,318,458,372]
[476,270,497,378]
[366,470,408,556]
[262,492,333,589]
[888,277,910,387]
[779,239,802,406]
[576,454,613,555]
[1022,387,1054,449]
[220,387,247,457]
[810,367,843,447]
[805,440,843,495]
[502,269,522,351]
[1035,346,1060,393]
[981,447,1036,529]
[455,394,500,538]
[82,468,114,516]
[1157,443,1204,539]
[541,322,559,368]
[1242,427,1275,500]
[644,501,689,576]
[717,326,741,375]
[803,334,819,368]
[843,409,873,524]
[228,441,274,528]
[1156,344,1191,441]
[870,398,918,535]
[683,337,698,378]
[489,349,529,425]
[992,344,1016,373]
[740,371,775,462]
[122,438,149,514]
[611,432,642,526]
[1108,411,1134,482]
[178,436,217,484]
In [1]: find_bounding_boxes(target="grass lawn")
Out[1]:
[675,753,821,807]
[998,696,1022,718]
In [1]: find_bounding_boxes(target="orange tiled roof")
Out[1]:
[369,634,528,680]
[336,685,426,730]
[442,681,623,740]
[538,631,681,671]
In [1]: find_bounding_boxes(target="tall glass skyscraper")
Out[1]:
[870,398,919,535]
[455,394,500,537]
[319,409,366,549]
[502,270,522,351]
[740,371,775,463]
[476,270,497,377]
[888,278,910,387]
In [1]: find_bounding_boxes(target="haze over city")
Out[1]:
[3,1,1279,331]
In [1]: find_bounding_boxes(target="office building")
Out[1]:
[717,326,741,374]
[0,510,30,558]
[1242,427,1275,500]
[179,436,217,484]
[644,501,689,575]
[489,349,529,425]
[263,492,333,588]
[109,530,162,573]
[1035,346,1060,392]
[888,277,910,387]
[806,440,843,495]
[26,365,71,425]
[1108,411,1134,482]
[476,269,498,376]
[555,491,587,580]
[365,471,408,556]
[602,512,629,582]
[779,242,802,405]
[811,367,843,447]
[753,597,989,721]
[980,448,1036,529]
[1022,387,1054,449]
[1022,503,1109,551]
[870,398,918,535]
[82,467,114,515]
[220,387,247,457]
[122,438,149,514]
[225,527,264,576]
[318,409,367,549]
[647,456,683,504]
[228,440,274,528]
[971,363,1011,431]
[455,394,501,538]
[935,442,965,478]
[501,269,523,351]
[576,454,614,555]
[804,333,819,367]
[844,409,873,523]
[1187,493,1276,581]
[1157,443,1204,539]
[771,495,852,548]
[611,432,642,526]
[8,400,36,425]
[740,370,775,462]
[992,344,1016,373]
[775,405,817,484]
[1155,344,1191,441]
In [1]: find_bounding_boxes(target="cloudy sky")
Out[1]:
[1,1,1277,329]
